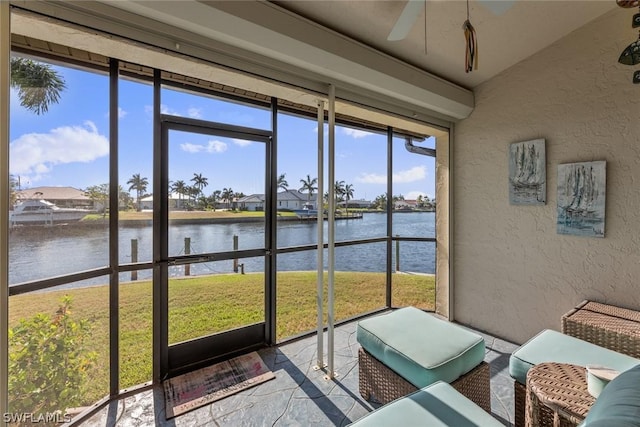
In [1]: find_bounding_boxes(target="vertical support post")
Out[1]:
[395,234,400,272]
[265,97,278,345]
[184,237,191,276]
[152,68,167,382]
[315,99,325,370]
[233,234,239,273]
[0,1,10,420]
[131,239,138,280]
[326,85,336,379]
[386,127,393,308]
[109,58,120,396]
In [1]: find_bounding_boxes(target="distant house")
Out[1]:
[277,189,310,210]
[237,194,265,211]
[139,193,188,210]
[237,191,319,211]
[394,199,418,210]
[15,186,96,210]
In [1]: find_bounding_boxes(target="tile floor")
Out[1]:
[81,316,519,426]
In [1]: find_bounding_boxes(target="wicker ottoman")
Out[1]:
[562,300,640,358]
[356,307,490,412]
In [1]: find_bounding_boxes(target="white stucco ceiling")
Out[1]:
[104,0,617,91]
[271,0,617,89]
[52,0,617,121]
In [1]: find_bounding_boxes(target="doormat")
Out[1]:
[163,351,275,419]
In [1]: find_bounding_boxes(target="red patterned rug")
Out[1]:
[163,351,275,419]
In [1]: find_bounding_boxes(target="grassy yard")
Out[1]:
[82,210,299,222]
[8,271,434,406]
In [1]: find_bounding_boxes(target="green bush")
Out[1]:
[8,296,97,415]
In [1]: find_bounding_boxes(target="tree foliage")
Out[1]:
[299,175,318,202]
[85,183,109,217]
[127,174,149,212]
[10,57,66,115]
[8,296,97,415]
[277,173,289,191]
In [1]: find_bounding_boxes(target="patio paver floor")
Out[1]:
[81,315,518,426]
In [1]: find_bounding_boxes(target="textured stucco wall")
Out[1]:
[453,8,640,344]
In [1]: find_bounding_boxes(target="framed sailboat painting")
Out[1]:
[509,139,546,205]
[557,161,606,237]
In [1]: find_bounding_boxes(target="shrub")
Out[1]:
[8,296,97,415]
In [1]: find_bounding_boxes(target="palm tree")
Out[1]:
[233,191,245,210]
[11,57,66,115]
[334,180,345,204]
[222,187,234,210]
[127,173,149,212]
[187,186,199,204]
[343,183,354,213]
[210,190,222,211]
[191,173,209,195]
[373,194,387,210]
[171,180,187,209]
[299,175,318,205]
[277,173,289,192]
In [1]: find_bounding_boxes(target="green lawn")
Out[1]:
[8,271,434,406]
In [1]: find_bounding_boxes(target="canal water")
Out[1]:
[9,212,435,287]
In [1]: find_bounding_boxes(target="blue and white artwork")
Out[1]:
[557,161,606,238]
[509,139,546,205]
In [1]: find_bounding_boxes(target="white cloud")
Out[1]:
[180,139,228,154]
[342,128,373,139]
[160,104,180,115]
[10,121,109,177]
[312,125,373,139]
[357,172,386,184]
[232,138,254,147]
[356,166,427,184]
[144,104,181,116]
[188,107,202,119]
[394,166,427,183]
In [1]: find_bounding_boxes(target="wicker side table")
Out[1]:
[525,363,595,427]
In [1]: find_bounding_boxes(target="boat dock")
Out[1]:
[295,212,363,221]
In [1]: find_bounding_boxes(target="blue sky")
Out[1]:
[10,62,435,201]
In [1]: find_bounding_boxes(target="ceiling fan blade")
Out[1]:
[478,0,517,15]
[388,0,425,41]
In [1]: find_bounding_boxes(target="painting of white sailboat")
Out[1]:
[557,161,606,237]
[509,139,546,205]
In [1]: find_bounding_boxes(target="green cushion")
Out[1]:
[509,329,639,385]
[347,381,503,427]
[579,364,640,427]
[357,307,485,388]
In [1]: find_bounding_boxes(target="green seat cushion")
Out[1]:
[357,307,485,388]
[347,381,503,427]
[509,329,639,385]
[579,364,640,427]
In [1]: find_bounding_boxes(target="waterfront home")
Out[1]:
[277,189,315,211]
[2,2,638,426]
[236,194,265,211]
[15,186,96,210]
[139,193,189,211]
